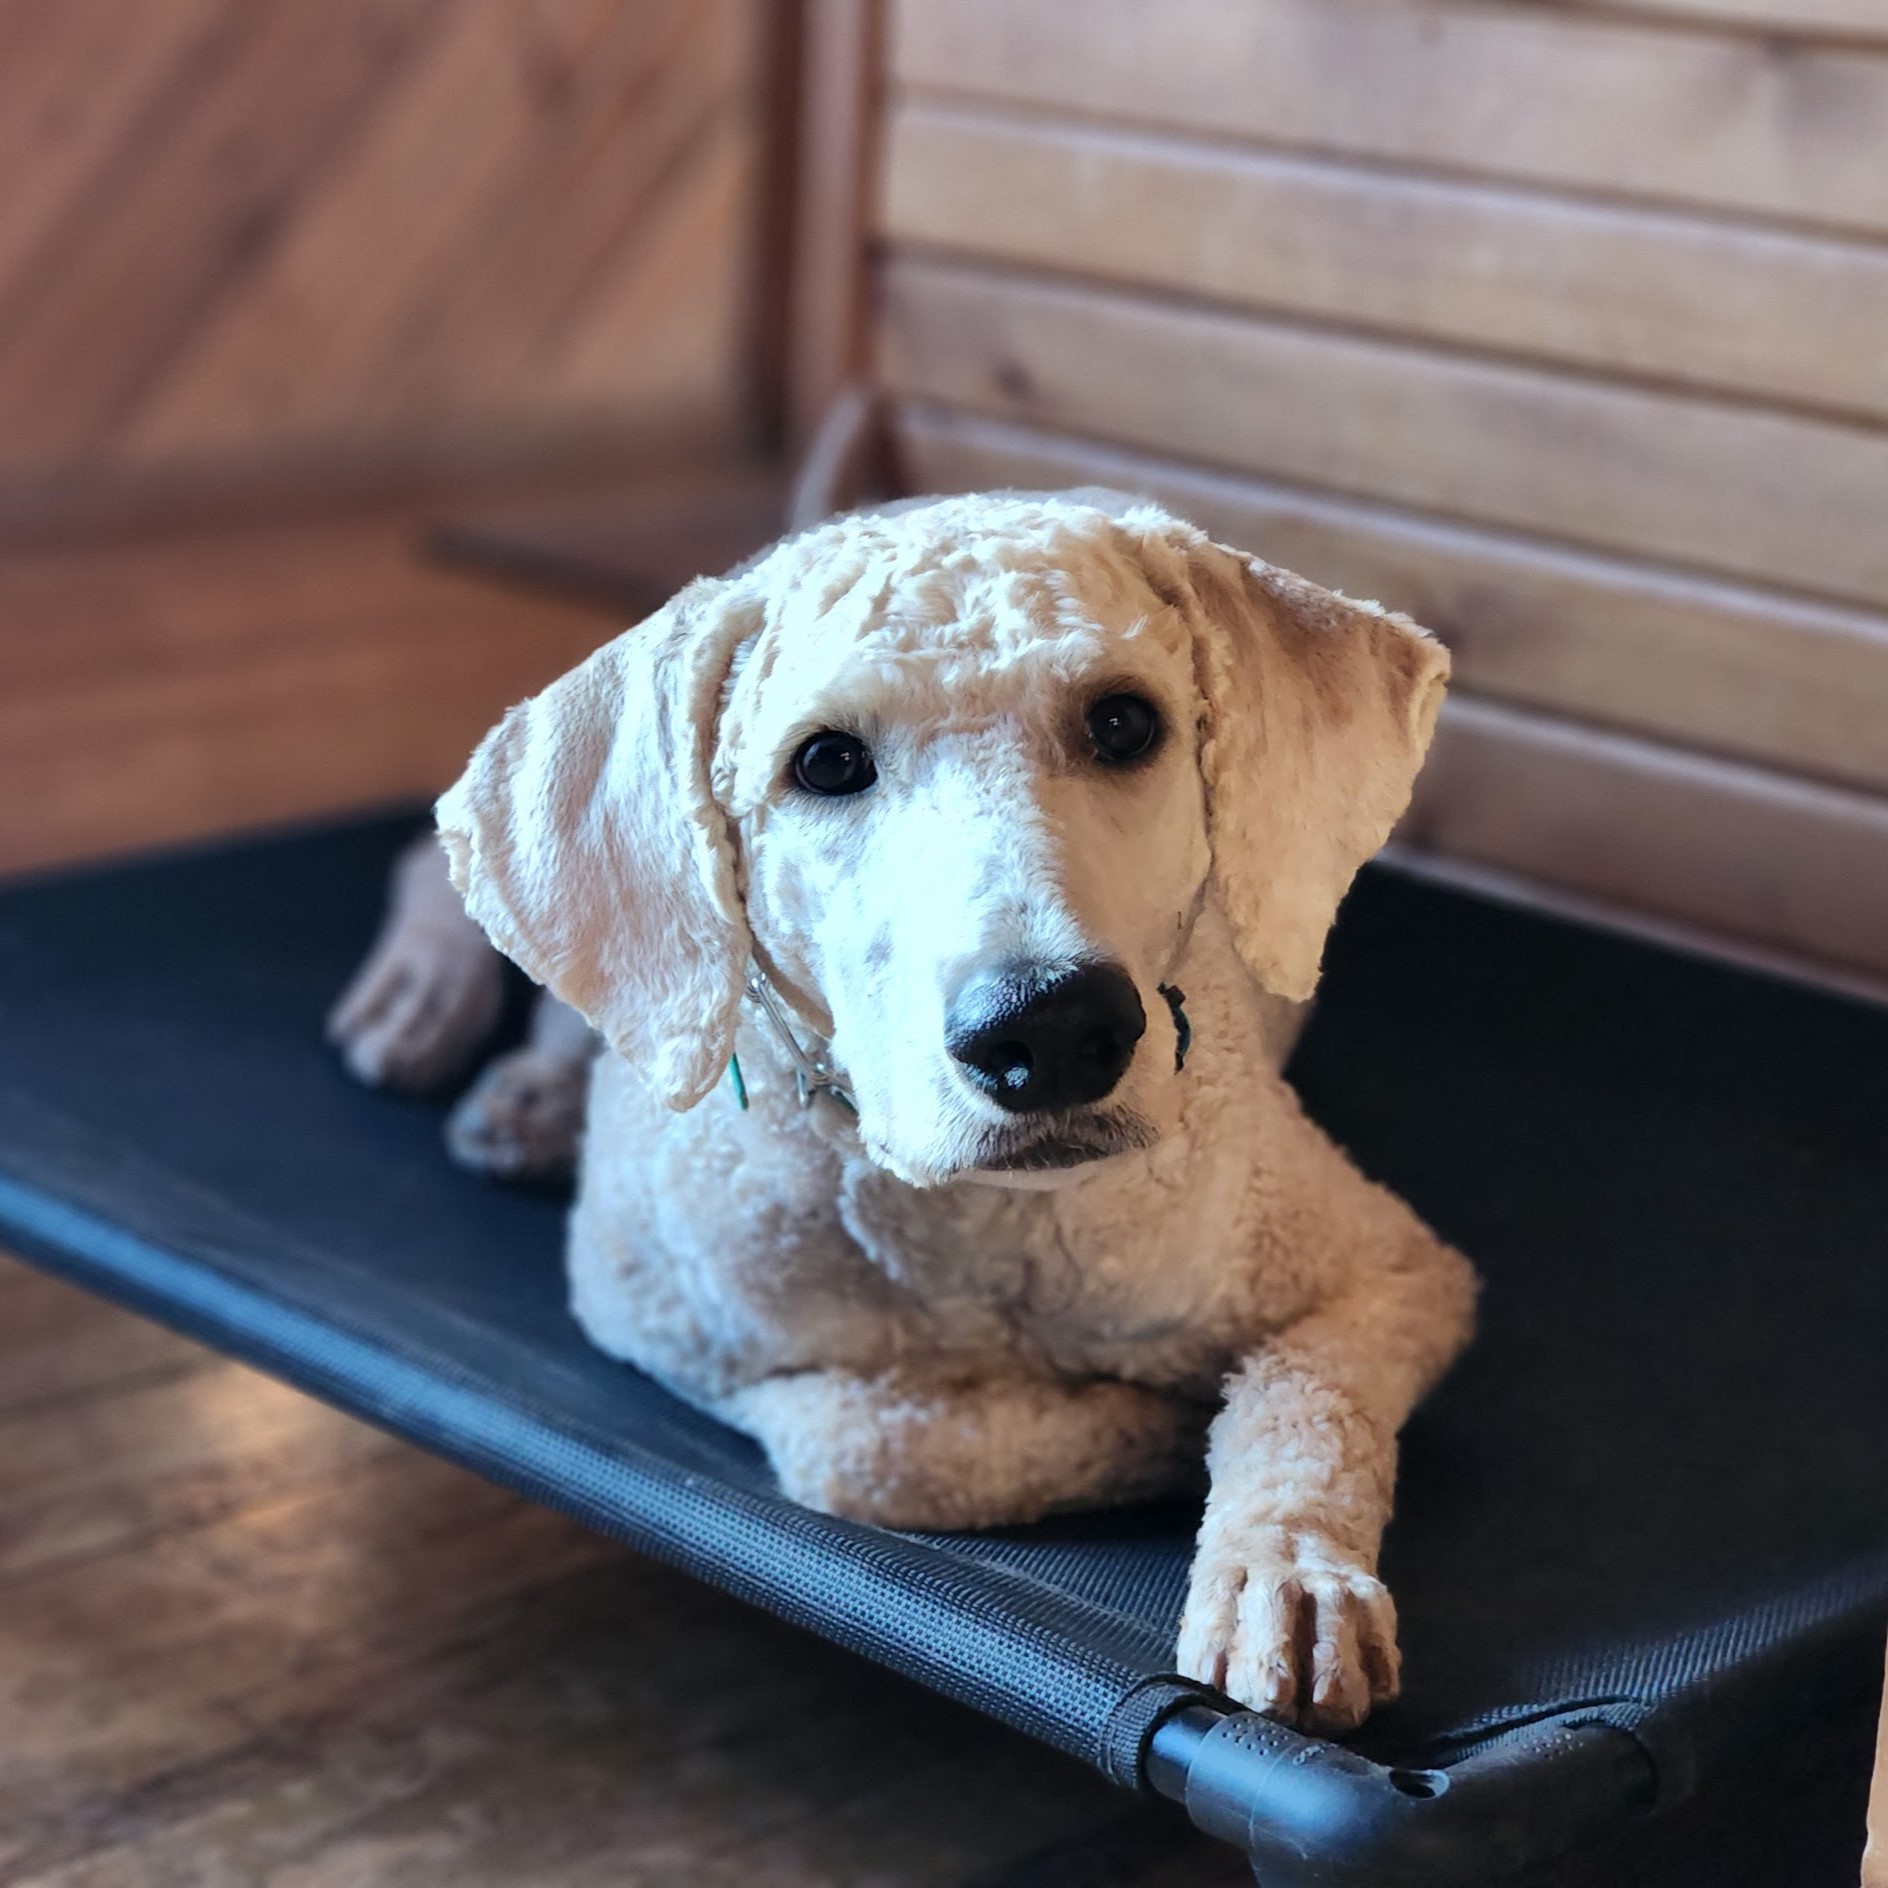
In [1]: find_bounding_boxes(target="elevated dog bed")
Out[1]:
[2,813,1884,1885]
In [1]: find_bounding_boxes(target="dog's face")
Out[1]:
[724,521,1209,1186]
[438,495,1448,1188]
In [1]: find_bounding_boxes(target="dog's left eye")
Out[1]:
[1086,693,1161,764]
[791,730,877,797]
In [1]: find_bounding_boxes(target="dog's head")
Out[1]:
[438,494,1446,1187]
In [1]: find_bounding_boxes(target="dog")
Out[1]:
[332,491,1476,1731]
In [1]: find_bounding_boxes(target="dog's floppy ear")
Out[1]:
[1137,524,1449,1002]
[436,577,762,1110]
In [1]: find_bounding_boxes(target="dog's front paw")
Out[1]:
[445,1046,588,1181]
[328,926,504,1093]
[1176,1524,1399,1733]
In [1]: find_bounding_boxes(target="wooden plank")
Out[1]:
[120,0,755,460]
[881,102,1888,422]
[744,0,808,448]
[1404,696,1888,983]
[879,258,1888,610]
[787,0,882,447]
[0,1263,210,1419]
[0,407,745,548]
[433,464,789,612]
[901,401,1888,983]
[1567,0,1888,37]
[0,0,232,290]
[0,0,455,464]
[0,1360,398,1588]
[890,0,1888,238]
[0,0,765,507]
[1377,843,1888,1012]
[893,406,1888,796]
[0,1449,620,1879]
[0,509,618,877]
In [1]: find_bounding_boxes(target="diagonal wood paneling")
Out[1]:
[0,0,765,498]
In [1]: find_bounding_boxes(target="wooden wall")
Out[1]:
[0,0,782,874]
[0,0,771,531]
[873,0,1888,992]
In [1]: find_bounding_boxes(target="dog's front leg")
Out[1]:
[328,834,504,1091]
[1177,1237,1475,1732]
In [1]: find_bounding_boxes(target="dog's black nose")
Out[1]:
[946,961,1146,1114]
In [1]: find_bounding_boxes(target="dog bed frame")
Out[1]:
[2,811,1884,1884]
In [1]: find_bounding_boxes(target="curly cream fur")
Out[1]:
[437,493,1476,1732]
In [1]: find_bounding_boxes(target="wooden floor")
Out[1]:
[0,1255,1244,1887]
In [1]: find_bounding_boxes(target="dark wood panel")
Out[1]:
[881,102,1888,421]
[894,406,1888,796]
[891,0,1888,236]
[880,258,1888,609]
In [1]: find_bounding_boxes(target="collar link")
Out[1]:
[741,969,858,1115]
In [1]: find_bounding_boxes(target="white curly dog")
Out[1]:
[332,491,1476,1733]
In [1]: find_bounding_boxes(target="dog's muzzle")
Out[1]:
[977,1109,1157,1173]
[945,959,1145,1114]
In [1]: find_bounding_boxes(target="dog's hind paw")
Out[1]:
[445,1046,589,1182]
[1175,1525,1400,1733]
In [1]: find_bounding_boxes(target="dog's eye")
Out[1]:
[1086,693,1161,765]
[791,730,877,797]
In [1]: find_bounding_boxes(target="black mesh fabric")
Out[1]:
[0,814,1884,1795]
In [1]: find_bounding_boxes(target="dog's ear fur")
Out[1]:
[436,577,762,1110]
[1134,523,1449,1002]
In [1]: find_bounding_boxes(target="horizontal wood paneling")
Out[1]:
[1408,697,1888,984]
[891,0,1888,236]
[894,406,1888,796]
[879,258,1888,609]
[0,0,763,499]
[899,402,1888,984]
[878,0,1888,986]
[881,103,1888,421]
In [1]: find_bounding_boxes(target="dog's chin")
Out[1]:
[961,1111,1158,1192]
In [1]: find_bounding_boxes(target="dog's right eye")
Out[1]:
[791,731,877,797]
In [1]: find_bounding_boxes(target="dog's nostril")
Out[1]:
[946,961,1146,1115]
[993,1042,1032,1083]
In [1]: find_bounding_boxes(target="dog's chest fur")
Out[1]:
[564,912,1329,1417]
[833,1150,1249,1387]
